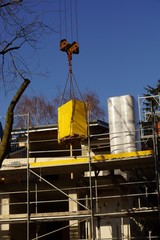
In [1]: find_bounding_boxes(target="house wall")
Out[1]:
[95,198,131,239]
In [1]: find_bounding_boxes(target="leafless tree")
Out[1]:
[15,90,105,127]
[54,88,105,121]
[0,0,54,167]
[0,0,52,90]
[15,95,57,126]
[0,79,30,167]
[83,91,105,121]
[52,88,105,121]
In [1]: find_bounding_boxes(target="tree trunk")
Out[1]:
[0,79,30,168]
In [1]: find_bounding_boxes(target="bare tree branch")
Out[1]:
[0,79,30,167]
[0,0,22,9]
[0,1,55,167]
[0,0,54,89]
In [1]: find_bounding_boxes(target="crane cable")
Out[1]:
[59,0,78,42]
[65,0,68,39]
[75,0,79,42]
[59,0,81,103]
[70,0,73,41]
[59,0,67,40]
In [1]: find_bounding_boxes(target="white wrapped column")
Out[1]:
[108,96,124,153]
[121,95,136,152]
[108,95,136,153]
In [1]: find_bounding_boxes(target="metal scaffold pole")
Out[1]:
[151,102,160,222]
[87,110,95,240]
[27,113,30,240]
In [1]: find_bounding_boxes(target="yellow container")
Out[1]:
[58,100,87,143]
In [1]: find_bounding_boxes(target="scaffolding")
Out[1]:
[0,108,159,240]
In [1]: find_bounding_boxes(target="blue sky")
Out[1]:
[1,0,160,120]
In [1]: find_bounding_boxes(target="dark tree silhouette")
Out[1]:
[83,91,105,121]
[143,80,160,119]
[15,95,57,126]
[0,79,30,167]
[0,1,53,166]
[15,90,105,126]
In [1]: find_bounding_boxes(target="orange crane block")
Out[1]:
[58,100,87,143]
[60,39,79,54]
[60,39,69,52]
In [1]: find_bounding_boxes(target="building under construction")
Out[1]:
[0,94,159,240]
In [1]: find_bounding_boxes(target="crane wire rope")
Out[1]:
[59,0,82,103]
[64,0,67,39]
[75,0,79,42]
[59,0,68,40]
[71,71,83,100]
[60,67,83,105]
[60,71,70,105]
[60,0,78,42]
[59,0,62,40]
[70,0,73,41]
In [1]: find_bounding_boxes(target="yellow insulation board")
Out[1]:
[30,150,153,168]
[58,99,87,142]
[92,150,153,161]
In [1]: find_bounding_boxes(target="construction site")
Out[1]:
[0,1,160,240]
[0,93,159,240]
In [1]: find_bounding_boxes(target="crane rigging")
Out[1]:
[59,0,80,101]
[58,0,87,145]
[59,0,79,44]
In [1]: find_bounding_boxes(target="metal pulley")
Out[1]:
[60,39,79,59]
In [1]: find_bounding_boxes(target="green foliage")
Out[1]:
[143,80,160,121]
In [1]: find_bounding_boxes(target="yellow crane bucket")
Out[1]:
[58,99,87,143]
